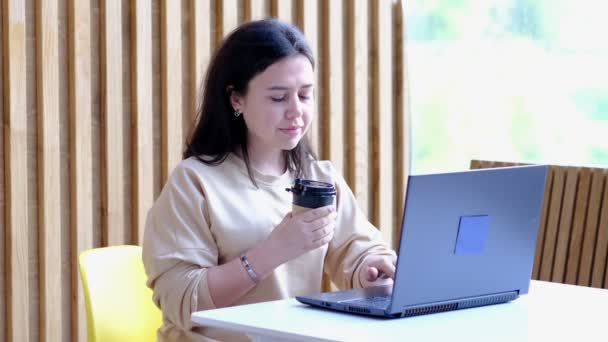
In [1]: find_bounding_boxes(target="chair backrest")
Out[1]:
[78,245,162,342]
[471,160,608,289]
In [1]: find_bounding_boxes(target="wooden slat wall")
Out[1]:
[271,0,294,23]
[35,0,62,341]
[371,0,396,247]
[160,0,184,183]
[471,160,608,290]
[3,2,30,342]
[345,0,370,214]
[596,178,608,288]
[131,0,155,247]
[68,1,94,341]
[295,0,321,163]
[190,0,212,125]
[244,0,269,22]
[100,0,127,247]
[0,6,5,342]
[393,1,410,242]
[0,1,410,341]
[320,0,345,175]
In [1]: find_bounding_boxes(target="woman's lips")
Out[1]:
[279,127,302,137]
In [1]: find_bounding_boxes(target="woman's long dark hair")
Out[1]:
[183,19,316,187]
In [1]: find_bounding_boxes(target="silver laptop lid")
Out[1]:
[389,165,547,314]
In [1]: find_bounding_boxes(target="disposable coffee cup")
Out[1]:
[286,179,337,214]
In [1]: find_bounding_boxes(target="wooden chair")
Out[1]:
[471,160,608,289]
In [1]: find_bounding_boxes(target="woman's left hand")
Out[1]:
[358,254,397,288]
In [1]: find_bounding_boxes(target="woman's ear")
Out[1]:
[227,86,244,112]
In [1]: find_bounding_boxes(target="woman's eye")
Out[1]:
[271,97,285,102]
[299,94,310,100]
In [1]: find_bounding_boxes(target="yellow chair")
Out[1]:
[78,245,162,342]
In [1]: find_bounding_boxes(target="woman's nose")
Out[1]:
[286,96,303,119]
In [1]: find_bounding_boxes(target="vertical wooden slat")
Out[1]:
[181,1,191,142]
[28,1,39,340]
[89,0,102,250]
[0,6,5,341]
[393,0,409,237]
[370,0,395,247]
[540,167,565,280]
[2,1,30,340]
[605,253,608,288]
[344,0,369,215]
[533,167,553,279]
[565,168,592,284]
[295,0,320,156]
[551,167,578,282]
[295,0,327,291]
[344,0,355,185]
[161,0,184,183]
[578,169,605,285]
[68,0,93,340]
[270,0,293,23]
[369,0,380,227]
[598,174,608,289]
[217,0,239,42]
[320,0,344,171]
[592,172,608,288]
[150,0,162,198]
[244,0,269,21]
[131,0,154,245]
[36,0,63,340]
[59,2,71,339]
[100,0,126,246]
[191,0,213,124]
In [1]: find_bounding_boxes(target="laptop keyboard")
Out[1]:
[345,296,391,309]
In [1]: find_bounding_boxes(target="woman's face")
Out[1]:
[231,54,314,155]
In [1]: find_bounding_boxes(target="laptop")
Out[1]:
[296,164,548,318]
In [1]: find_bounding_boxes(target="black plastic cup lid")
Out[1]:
[286,179,336,196]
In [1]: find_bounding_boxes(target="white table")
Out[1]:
[191,281,608,341]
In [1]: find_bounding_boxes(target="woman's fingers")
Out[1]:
[366,266,380,281]
[312,222,335,242]
[382,262,396,278]
[300,205,335,222]
[280,205,337,252]
[312,229,334,247]
[366,257,397,280]
[309,211,337,230]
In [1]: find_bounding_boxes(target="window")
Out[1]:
[405,0,608,174]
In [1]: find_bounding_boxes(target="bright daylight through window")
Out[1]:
[405,0,608,174]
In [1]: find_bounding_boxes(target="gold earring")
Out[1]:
[234,109,241,117]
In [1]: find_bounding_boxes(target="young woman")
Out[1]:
[143,19,396,342]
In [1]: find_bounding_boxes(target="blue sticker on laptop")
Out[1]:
[454,215,490,255]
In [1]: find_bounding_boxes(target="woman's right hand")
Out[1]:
[267,205,337,263]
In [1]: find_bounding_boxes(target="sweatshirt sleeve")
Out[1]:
[319,163,396,289]
[142,162,219,331]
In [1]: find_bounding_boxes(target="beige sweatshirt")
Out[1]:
[143,153,394,341]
